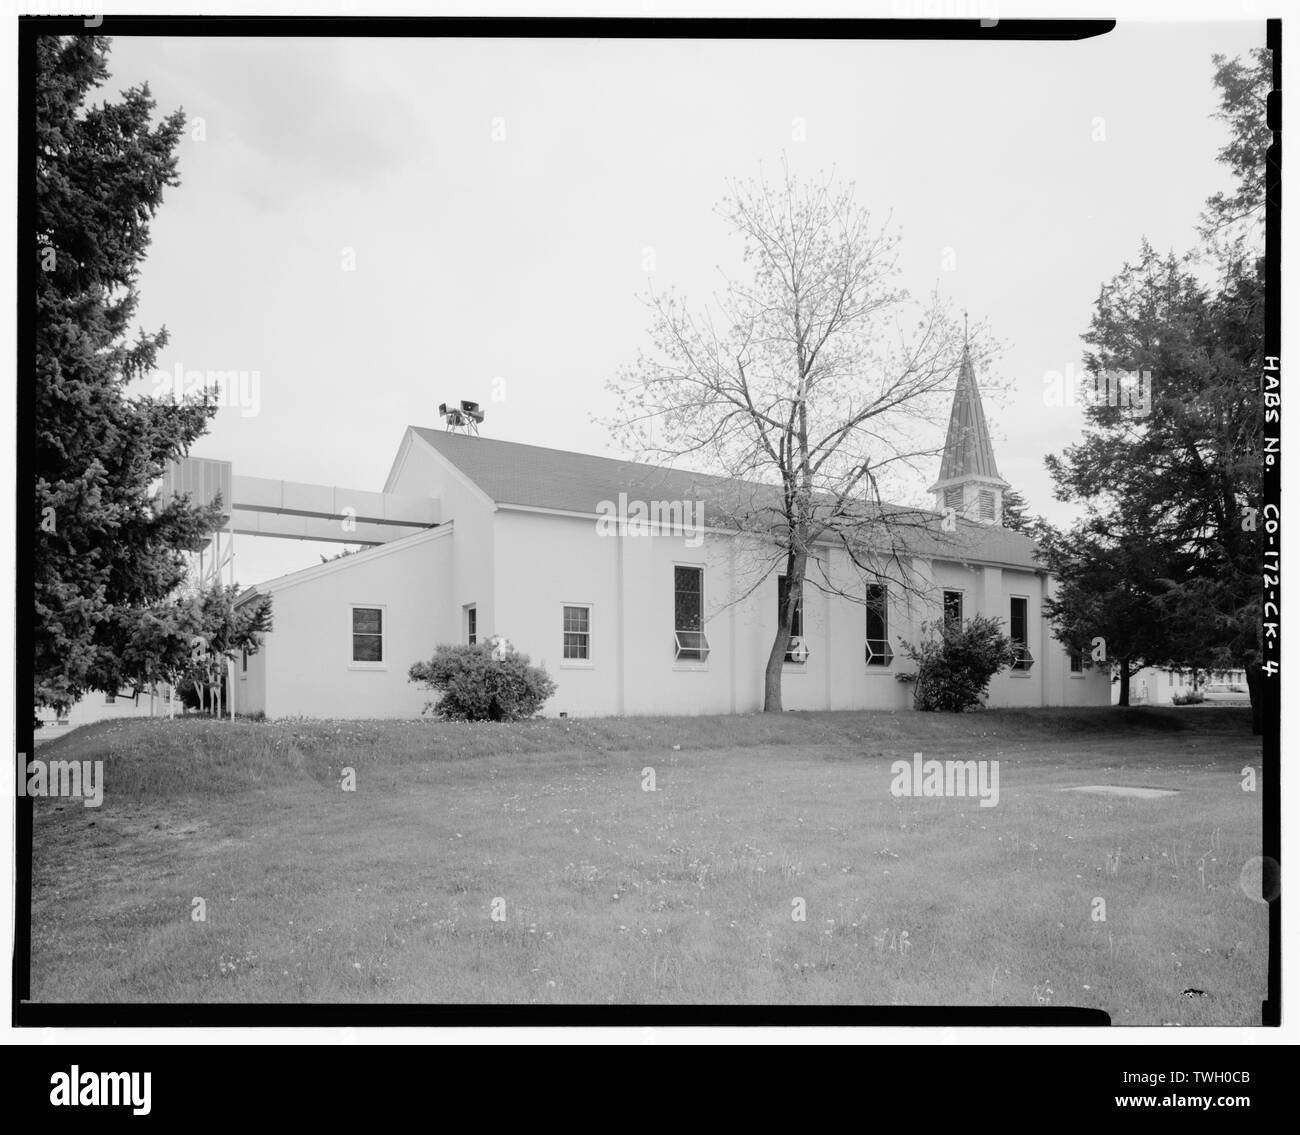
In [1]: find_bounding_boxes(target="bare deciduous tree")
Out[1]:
[606,161,983,711]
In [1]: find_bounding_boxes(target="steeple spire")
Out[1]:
[930,332,1009,525]
[938,345,1002,482]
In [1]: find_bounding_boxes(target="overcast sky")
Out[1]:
[105,22,1264,586]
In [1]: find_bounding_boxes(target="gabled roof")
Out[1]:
[935,346,1005,485]
[412,427,737,517]
[236,522,453,603]
[410,427,1043,571]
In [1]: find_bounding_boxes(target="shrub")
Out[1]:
[897,615,1019,712]
[1172,691,1205,706]
[408,640,557,721]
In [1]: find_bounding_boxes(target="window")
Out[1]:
[352,607,383,662]
[778,575,807,663]
[866,583,893,667]
[241,650,248,673]
[1009,596,1033,670]
[944,485,963,511]
[465,605,477,645]
[1069,650,1083,673]
[563,605,591,661]
[673,565,710,662]
[103,693,116,705]
[978,489,995,520]
[943,590,963,628]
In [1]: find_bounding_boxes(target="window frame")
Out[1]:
[561,603,594,667]
[349,604,387,670]
[777,574,808,665]
[865,581,894,668]
[942,589,964,629]
[1009,595,1033,672]
[673,563,710,666]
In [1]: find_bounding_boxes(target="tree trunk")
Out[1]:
[762,627,787,712]
[763,373,814,713]
[1245,660,1263,735]
[762,556,806,712]
[1117,658,1131,706]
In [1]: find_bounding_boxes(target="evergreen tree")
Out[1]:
[35,36,222,709]
[999,487,1031,532]
[1043,47,1268,728]
[1038,516,1181,705]
[1200,46,1270,246]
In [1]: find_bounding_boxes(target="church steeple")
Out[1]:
[930,323,1009,525]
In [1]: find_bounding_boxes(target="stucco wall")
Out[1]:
[386,431,496,644]
[236,635,267,716]
[490,512,1108,717]
[247,527,454,719]
[493,507,742,716]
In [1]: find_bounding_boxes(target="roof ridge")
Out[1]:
[407,426,1042,569]
[412,426,765,489]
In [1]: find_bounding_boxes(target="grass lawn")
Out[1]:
[26,707,1266,1021]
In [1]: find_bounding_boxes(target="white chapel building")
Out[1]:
[230,350,1111,719]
